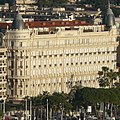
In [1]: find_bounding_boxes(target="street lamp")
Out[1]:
[25,99,27,120]
[47,99,48,120]
[59,103,64,120]
[30,98,32,120]
[3,100,5,120]
[0,100,6,120]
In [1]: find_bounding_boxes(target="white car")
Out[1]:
[86,115,97,120]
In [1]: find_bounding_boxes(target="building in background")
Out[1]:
[0,46,7,100]
[11,0,38,13]
[68,0,77,4]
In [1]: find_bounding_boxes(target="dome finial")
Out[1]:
[108,0,110,8]
[103,0,115,29]
[11,13,25,30]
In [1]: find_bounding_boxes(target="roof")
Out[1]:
[11,13,25,30]
[104,0,115,28]
[0,20,89,29]
[25,20,89,28]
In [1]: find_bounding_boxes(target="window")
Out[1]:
[20,70,22,76]
[112,60,114,62]
[11,41,14,47]
[20,81,22,87]
[98,52,101,54]
[44,55,47,57]
[20,51,22,58]
[11,90,14,96]
[44,65,46,67]
[11,71,14,76]
[20,61,22,67]
[39,55,41,58]
[20,90,22,95]
[102,52,105,54]
[0,52,4,55]
[112,51,116,53]
[76,63,78,65]
[20,42,22,47]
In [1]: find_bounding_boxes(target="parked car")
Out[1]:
[85,115,97,120]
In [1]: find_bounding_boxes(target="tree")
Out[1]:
[37,0,68,7]
[72,87,120,119]
[32,91,73,119]
[97,67,117,88]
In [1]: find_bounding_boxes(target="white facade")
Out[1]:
[4,25,118,99]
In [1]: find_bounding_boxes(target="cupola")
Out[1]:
[103,0,115,29]
[12,13,25,30]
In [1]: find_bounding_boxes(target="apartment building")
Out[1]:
[12,0,38,12]
[68,0,77,4]
[15,0,37,5]
[0,47,7,100]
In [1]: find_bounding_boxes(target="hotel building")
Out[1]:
[0,1,118,100]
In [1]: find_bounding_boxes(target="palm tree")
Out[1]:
[97,66,117,88]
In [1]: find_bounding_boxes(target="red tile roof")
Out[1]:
[0,20,89,29]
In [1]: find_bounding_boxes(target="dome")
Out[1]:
[103,0,115,28]
[12,13,25,30]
